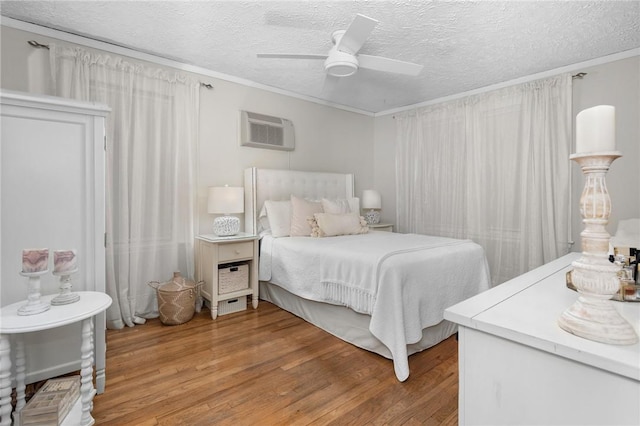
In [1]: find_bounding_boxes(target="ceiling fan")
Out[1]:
[257,14,424,78]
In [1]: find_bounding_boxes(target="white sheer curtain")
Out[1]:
[396,74,572,285]
[49,44,199,328]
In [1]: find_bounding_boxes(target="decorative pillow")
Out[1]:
[290,195,323,236]
[258,204,271,233]
[309,212,369,237]
[264,200,291,237]
[321,197,360,214]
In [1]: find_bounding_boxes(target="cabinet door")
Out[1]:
[1,91,108,384]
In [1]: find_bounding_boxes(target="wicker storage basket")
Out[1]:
[149,272,203,325]
[218,263,249,294]
[218,296,248,316]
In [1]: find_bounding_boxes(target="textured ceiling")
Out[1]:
[2,1,639,114]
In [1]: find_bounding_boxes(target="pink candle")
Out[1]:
[22,249,49,273]
[53,249,77,273]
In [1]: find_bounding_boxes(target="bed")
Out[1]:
[244,167,491,381]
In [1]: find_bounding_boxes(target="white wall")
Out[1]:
[571,57,640,248]
[0,24,375,237]
[373,56,640,249]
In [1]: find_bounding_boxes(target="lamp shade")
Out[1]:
[207,186,244,214]
[361,190,381,209]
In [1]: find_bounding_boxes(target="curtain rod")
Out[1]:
[392,72,589,118]
[28,40,49,49]
[27,40,214,89]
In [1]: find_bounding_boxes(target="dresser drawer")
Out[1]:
[218,241,253,262]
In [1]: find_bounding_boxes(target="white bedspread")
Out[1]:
[260,231,491,381]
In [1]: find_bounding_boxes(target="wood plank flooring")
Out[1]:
[92,301,459,425]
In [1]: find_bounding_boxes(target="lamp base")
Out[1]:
[364,210,380,225]
[213,216,240,236]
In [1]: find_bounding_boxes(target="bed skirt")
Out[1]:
[259,281,457,361]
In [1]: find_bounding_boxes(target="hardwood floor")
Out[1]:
[92,301,459,425]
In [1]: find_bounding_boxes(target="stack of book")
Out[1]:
[20,376,80,425]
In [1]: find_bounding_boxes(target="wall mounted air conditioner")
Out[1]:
[240,110,295,151]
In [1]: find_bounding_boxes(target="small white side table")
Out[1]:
[368,223,394,232]
[0,291,112,426]
[195,233,259,319]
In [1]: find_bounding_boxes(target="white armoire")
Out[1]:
[0,90,110,392]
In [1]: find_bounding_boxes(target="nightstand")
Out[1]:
[195,233,259,319]
[368,223,394,232]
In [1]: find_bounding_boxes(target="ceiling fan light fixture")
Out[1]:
[325,61,358,77]
[324,50,359,77]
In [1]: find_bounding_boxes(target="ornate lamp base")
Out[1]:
[364,210,380,225]
[213,215,240,236]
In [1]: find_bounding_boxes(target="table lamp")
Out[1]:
[208,186,244,236]
[362,189,381,224]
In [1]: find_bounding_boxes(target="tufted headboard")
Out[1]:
[244,167,355,235]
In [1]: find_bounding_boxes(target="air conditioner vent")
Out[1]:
[240,110,295,151]
[249,122,283,146]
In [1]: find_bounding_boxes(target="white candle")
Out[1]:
[575,105,616,153]
[22,248,49,273]
[53,249,77,273]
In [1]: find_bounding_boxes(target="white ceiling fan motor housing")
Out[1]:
[324,50,358,77]
[324,30,359,77]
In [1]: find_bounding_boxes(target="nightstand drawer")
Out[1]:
[219,241,253,262]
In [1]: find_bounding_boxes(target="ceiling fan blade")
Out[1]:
[322,74,341,94]
[336,14,378,55]
[257,53,328,60]
[358,54,424,76]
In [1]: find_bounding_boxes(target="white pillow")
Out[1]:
[258,204,271,233]
[290,195,323,236]
[264,200,291,237]
[309,212,369,237]
[348,197,360,215]
[322,198,350,214]
[321,197,360,214]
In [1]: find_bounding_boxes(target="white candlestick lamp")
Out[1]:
[208,186,244,236]
[362,189,381,225]
[558,105,638,345]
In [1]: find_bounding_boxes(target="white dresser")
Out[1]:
[0,90,109,392]
[445,252,640,426]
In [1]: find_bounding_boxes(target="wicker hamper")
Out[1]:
[218,262,249,294]
[149,272,203,325]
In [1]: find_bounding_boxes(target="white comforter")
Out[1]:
[259,231,491,381]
